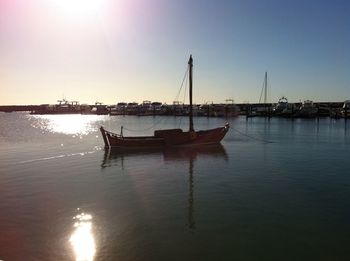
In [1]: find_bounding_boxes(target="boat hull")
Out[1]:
[100,124,229,149]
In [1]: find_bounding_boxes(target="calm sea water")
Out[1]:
[0,112,350,261]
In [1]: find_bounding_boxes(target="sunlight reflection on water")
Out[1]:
[70,212,96,261]
[29,115,100,135]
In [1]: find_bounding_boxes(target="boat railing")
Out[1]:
[101,127,123,138]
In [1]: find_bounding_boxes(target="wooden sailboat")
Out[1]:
[100,55,230,149]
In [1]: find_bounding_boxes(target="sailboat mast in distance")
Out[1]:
[264,71,267,104]
[259,71,268,105]
[188,55,194,132]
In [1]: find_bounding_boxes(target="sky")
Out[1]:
[0,0,349,105]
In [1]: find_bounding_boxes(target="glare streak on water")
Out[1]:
[29,114,102,135]
[0,113,349,260]
[18,149,101,164]
[70,212,96,261]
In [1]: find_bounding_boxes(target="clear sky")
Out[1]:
[1,0,349,105]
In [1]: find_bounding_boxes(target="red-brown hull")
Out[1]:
[100,123,229,149]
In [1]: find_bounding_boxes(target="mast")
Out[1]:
[188,55,194,132]
[264,71,267,104]
[259,72,268,105]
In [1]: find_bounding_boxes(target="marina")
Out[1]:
[0,113,349,260]
[1,0,349,259]
[1,101,348,118]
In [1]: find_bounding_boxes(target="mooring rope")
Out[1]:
[121,116,169,132]
[231,126,274,143]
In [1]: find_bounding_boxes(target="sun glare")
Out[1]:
[50,0,106,15]
[70,212,96,261]
[30,115,100,135]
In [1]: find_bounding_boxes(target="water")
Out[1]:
[0,113,349,261]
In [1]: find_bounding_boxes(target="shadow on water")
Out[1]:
[101,144,228,232]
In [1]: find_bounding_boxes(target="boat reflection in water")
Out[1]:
[101,144,228,231]
[101,144,228,168]
[69,212,96,261]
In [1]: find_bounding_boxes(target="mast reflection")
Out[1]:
[101,144,228,231]
[163,145,228,231]
[188,157,195,230]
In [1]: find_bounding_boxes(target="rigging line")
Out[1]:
[183,71,188,104]
[178,73,188,128]
[175,67,189,102]
[231,126,274,144]
[122,116,168,132]
[178,70,189,128]
[258,78,265,104]
[124,65,190,132]
[173,65,189,129]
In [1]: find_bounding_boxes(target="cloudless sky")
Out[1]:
[1,0,349,105]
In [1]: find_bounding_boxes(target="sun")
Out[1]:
[50,0,106,15]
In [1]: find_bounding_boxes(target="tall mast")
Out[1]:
[188,55,194,132]
[264,71,267,104]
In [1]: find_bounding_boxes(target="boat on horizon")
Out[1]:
[100,55,230,149]
[30,99,84,115]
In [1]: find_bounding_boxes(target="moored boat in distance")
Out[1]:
[296,100,318,118]
[90,102,109,115]
[138,100,153,116]
[272,97,296,117]
[316,103,331,117]
[151,102,164,115]
[30,99,82,115]
[341,100,350,118]
[109,102,127,116]
[273,97,288,115]
[100,55,230,149]
[127,102,139,115]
